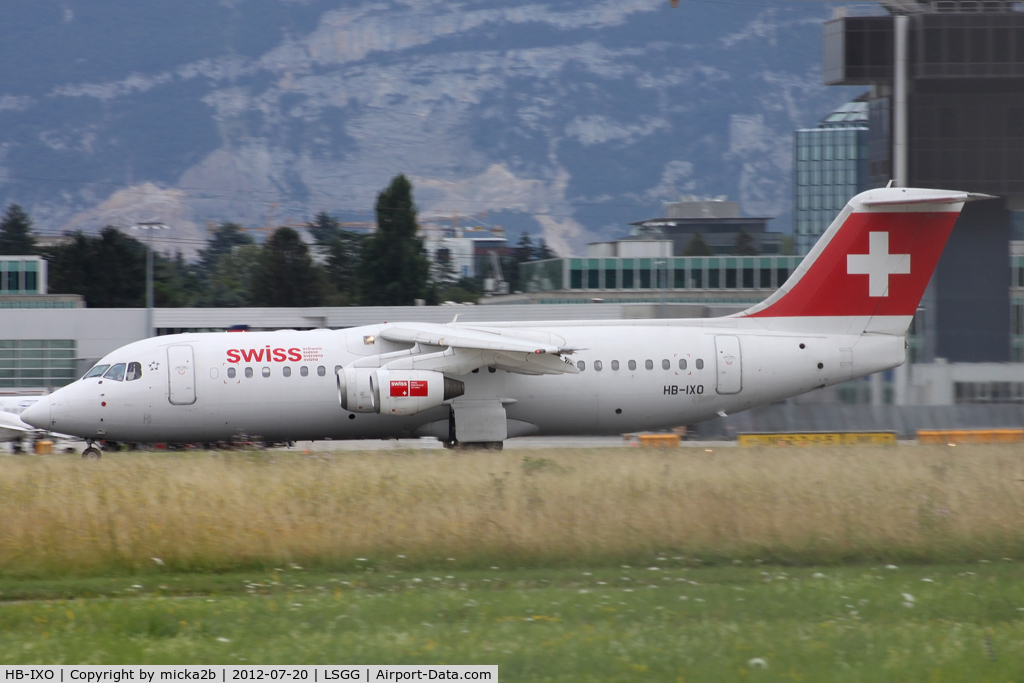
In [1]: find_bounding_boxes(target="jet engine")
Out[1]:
[338,367,379,413]
[374,368,464,416]
[339,367,464,415]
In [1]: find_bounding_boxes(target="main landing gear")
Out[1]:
[82,440,102,459]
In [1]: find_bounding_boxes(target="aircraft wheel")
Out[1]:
[82,446,102,460]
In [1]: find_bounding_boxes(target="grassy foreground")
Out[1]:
[2,562,1024,680]
[3,445,1024,576]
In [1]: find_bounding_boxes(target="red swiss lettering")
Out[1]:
[272,348,287,362]
[288,348,302,362]
[226,349,240,363]
[240,348,264,363]
[390,380,409,397]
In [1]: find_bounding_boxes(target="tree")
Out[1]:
[514,231,535,262]
[534,237,555,261]
[307,211,341,246]
[154,252,205,307]
[197,222,253,278]
[682,232,714,256]
[250,227,326,307]
[44,228,147,307]
[507,231,535,292]
[204,244,262,307]
[0,204,36,255]
[324,229,364,303]
[733,229,759,255]
[358,174,430,306]
[504,231,556,292]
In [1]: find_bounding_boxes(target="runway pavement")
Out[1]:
[290,436,737,451]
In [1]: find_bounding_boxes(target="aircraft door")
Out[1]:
[167,345,197,405]
[715,335,742,395]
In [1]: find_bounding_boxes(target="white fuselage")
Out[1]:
[39,321,904,443]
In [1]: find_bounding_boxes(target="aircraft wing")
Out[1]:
[380,324,568,355]
[0,410,36,441]
[377,323,580,376]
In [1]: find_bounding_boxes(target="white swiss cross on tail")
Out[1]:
[739,187,989,329]
[846,231,911,297]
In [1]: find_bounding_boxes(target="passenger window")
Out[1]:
[317,365,326,377]
[679,359,687,370]
[628,360,636,371]
[283,366,292,377]
[334,365,342,375]
[611,360,619,371]
[103,363,126,381]
[577,360,586,371]
[645,360,653,370]
[262,367,271,378]
[227,367,236,379]
[245,367,253,378]
[300,366,309,377]
[662,359,670,370]
[84,365,110,379]
[210,368,218,379]
[126,362,142,381]
[594,360,603,371]
[696,359,704,370]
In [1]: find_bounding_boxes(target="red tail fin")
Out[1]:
[738,188,989,333]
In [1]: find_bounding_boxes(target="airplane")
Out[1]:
[0,411,36,445]
[22,187,987,458]
[0,393,48,450]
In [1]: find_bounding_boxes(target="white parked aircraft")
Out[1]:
[22,188,986,458]
[0,393,47,447]
[0,411,36,444]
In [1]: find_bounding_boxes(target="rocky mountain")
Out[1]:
[0,0,861,255]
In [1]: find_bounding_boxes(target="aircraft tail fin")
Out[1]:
[735,187,991,335]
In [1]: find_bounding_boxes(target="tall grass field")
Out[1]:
[2,445,1024,576]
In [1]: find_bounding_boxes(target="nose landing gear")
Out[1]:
[82,440,101,459]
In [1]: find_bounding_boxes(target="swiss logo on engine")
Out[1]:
[390,379,429,398]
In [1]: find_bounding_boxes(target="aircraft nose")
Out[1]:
[20,396,51,430]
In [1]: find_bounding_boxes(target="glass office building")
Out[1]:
[793,101,869,255]
[521,254,803,302]
[823,5,1022,364]
[0,340,78,389]
[0,255,82,308]
[0,256,45,295]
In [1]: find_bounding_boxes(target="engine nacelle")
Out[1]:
[338,367,379,413]
[375,368,465,416]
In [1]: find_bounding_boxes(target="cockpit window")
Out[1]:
[103,363,127,381]
[126,362,142,381]
[84,364,110,379]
